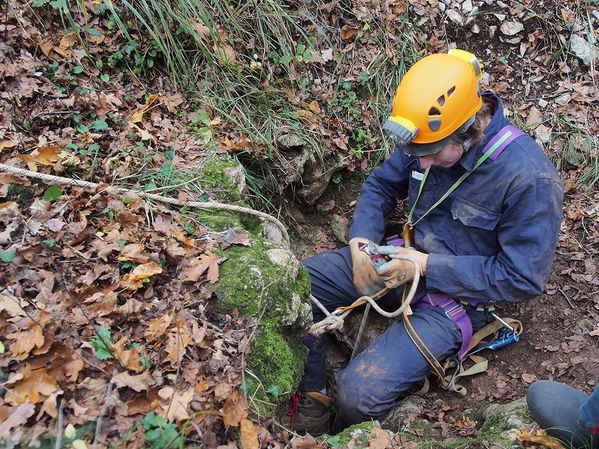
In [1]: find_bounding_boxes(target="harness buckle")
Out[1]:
[441,357,460,391]
[443,303,462,319]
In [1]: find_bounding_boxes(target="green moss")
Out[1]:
[201,155,242,203]
[323,421,380,446]
[214,240,310,316]
[4,183,34,207]
[211,236,312,416]
[249,322,306,412]
[193,209,244,232]
[476,398,530,448]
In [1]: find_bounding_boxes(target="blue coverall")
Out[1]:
[580,384,599,437]
[298,93,564,431]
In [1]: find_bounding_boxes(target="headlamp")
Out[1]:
[382,116,419,147]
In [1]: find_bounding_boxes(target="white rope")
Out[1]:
[0,163,289,245]
[309,257,421,336]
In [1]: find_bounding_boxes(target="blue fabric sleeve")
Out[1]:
[426,177,564,301]
[349,149,410,243]
[579,384,599,428]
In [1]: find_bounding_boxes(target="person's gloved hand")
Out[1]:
[375,246,429,289]
[349,237,385,296]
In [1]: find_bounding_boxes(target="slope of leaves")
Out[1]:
[0,177,275,446]
[1,0,599,448]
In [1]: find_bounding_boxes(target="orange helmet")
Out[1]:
[383,49,482,156]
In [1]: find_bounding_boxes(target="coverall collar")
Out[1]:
[458,92,509,172]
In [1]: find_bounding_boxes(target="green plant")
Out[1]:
[89,326,113,360]
[43,184,62,202]
[142,412,182,449]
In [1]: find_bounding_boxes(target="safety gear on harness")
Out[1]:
[281,392,331,436]
[349,237,385,296]
[376,245,429,288]
[383,49,482,156]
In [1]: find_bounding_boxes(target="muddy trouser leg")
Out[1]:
[298,247,362,392]
[332,306,462,433]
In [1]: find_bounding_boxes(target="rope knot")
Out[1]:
[309,315,344,336]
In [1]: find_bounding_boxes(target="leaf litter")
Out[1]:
[1,0,599,447]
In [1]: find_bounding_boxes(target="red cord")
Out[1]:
[285,393,301,428]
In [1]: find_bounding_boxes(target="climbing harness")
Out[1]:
[308,124,527,393]
[401,124,526,394]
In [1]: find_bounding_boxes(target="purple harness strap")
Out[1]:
[414,293,473,360]
[484,124,526,160]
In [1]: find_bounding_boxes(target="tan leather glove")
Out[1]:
[349,237,385,296]
[376,246,429,289]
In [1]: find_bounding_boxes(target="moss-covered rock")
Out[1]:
[211,237,312,416]
[200,154,246,203]
[477,397,533,447]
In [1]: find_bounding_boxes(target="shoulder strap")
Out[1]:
[408,124,526,226]
[483,124,526,160]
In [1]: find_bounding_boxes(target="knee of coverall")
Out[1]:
[332,351,396,431]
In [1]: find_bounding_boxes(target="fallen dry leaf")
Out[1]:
[130,94,160,124]
[222,390,248,427]
[158,387,194,422]
[4,364,59,405]
[516,429,567,448]
[110,337,144,372]
[369,426,391,449]
[145,313,174,342]
[0,403,35,439]
[240,418,259,449]
[18,146,61,169]
[7,311,51,361]
[181,252,221,283]
[112,371,156,392]
[128,261,163,281]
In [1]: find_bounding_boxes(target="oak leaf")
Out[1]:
[181,252,221,283]
[240,419,259,449]
[0,403,35,439]
[0,139,17,152]
[158,387,193,422]
[19,146,60,170]
[112,371,156,392]
[48,344,84,383]
[145,313,173,342]
[4,364,59,405]
[369,427,391,449]
[118,243,150,263]
[119,273,143,291]
[163,324,192,366]
[129,261,163,281]
[126,387,161,416]
[222,390,248,427]
[38,391,60,419]
[7,310,51,360]
[516,429,566,449]
[110,337,144,372]
[0,294,27,319]
[130,94,160,124]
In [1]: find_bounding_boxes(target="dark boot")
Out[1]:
[281,392,331,436]
[527,380,598,449]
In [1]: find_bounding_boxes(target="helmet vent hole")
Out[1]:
[447,86,456,96]
[428,107,441,116]
[437,95,445,106]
